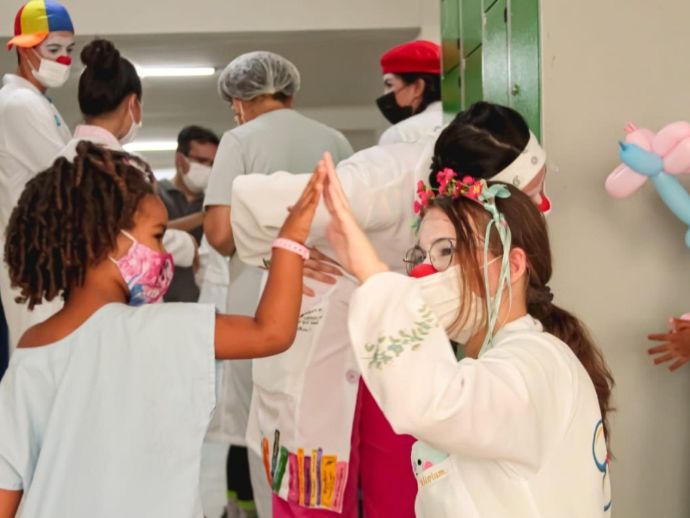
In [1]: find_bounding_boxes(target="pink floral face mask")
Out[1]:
[109,230,174,306]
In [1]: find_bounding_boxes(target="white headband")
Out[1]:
[491,131,546,188]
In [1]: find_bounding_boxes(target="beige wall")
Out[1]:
[0,0,424,36]
[541,0,690,516]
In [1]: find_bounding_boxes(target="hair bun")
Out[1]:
[81,39,121,78]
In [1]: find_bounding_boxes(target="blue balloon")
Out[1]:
[619,142,664,177]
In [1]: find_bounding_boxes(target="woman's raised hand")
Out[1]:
[322,152,388,283]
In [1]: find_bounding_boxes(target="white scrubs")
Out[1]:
[0,303,217,518]
[205,108,354,517]
[378,101,443,146]
[348,272,612,518]
[0,74,71,350]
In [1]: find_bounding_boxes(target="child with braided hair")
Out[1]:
[0,142,327,518]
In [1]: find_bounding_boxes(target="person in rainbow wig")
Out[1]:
[0,0,75,353]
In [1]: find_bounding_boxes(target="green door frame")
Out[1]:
[440,0,541,138]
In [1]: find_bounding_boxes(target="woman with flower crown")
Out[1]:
[228,102,560,517]
[319,151,615,516]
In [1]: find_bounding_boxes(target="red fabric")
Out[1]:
[14,5,24,37]
[272,380,417,517]
[380,40,441,75]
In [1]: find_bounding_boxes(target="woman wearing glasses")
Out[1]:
[228,102,554,517]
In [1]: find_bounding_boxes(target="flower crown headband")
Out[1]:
[414,169,513,357]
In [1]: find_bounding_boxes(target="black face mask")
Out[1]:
[376,91,414,125]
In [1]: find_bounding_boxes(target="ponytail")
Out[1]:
[527,287,615,448]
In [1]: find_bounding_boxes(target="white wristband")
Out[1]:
[272,238,310,261]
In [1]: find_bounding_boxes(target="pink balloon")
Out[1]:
[605,163,649,198]
[663,138,690,175]
[652,121,690,156]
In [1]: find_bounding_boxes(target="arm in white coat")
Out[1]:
[231,141,432,267]
[348,272,559,473]
[163,229,196,268]
[2,93,68,174]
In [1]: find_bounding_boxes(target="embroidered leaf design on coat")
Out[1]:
[364,305,436,368]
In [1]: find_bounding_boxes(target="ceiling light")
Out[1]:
[135,66,216,78]
[123,141,178,152]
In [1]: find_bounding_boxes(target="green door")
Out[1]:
[440,0,541,137]
[482,0,509,106]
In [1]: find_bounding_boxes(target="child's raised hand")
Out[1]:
[322,152,388,282]
[648,320,690,372]
[278,154,328,244]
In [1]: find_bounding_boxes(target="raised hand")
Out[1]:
[648,318,690,372]
[322,152,388,283]
[278,154,328,244]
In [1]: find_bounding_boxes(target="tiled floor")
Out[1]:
[201,440,231,518]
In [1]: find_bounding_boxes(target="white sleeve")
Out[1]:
[378,125,403,146]
[231,142,429,267]
[0,365,44,490]
[347,272,543,470]
[1,95,68,174]
[163,229,196,268]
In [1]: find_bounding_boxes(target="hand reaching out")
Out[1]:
[321,152,388,283]
[648,318,690,372]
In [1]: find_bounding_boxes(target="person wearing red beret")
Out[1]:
[377,40,443,146]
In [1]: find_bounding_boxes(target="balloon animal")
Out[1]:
[605,122,690,247]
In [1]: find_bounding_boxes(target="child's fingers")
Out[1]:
[648,343,671,355]
[653,352,675,365]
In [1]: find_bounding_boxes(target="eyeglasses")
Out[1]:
[403,238,456,274]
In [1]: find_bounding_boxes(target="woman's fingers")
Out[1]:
[648,333,673,342]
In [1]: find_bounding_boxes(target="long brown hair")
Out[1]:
[429,184,615,443]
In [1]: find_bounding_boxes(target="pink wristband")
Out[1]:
[272,238,310,260]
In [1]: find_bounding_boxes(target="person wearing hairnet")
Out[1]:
[204,51,353,518]
[0,0,74,352]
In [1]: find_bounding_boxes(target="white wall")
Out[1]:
[541,1,690,516]
[0,0,424,36]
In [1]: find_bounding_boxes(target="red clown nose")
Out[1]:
[409,263,437,278]
[56,55,71,66]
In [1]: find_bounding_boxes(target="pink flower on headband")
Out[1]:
[436,168,457,193]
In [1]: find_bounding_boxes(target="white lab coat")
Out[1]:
[230,133,439,510]
[348,272,612,518]
[378,101,443,146]
[0,74,71,351]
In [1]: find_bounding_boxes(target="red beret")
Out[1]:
[380,40,441,75]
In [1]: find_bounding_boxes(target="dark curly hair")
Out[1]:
[4,142,155,309]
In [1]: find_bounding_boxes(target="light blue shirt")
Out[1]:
[0,303,216,517]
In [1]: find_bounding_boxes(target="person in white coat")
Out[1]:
[204,51,353,518]
[229,102,552,517]
[376,40,443,146]
[0,0,75,351]
[321,159,615,517]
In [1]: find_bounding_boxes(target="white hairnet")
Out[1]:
[218,51,301,102]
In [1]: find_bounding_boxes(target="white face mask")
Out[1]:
[417,265,481,344]
[120,102,143,145]
[29,50,71,89]
[181,160,212,194]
